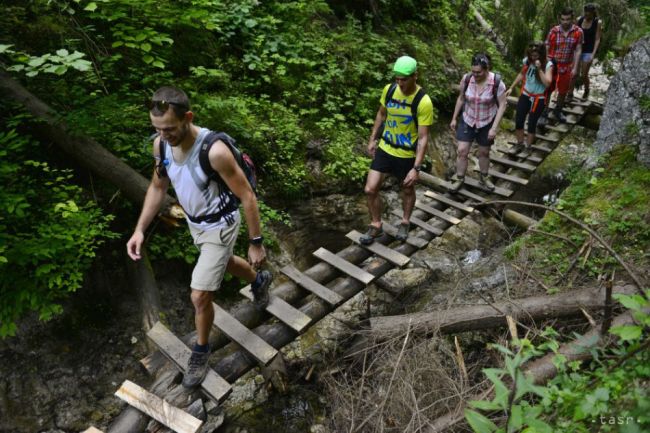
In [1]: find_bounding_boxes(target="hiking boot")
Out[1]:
[479,173,495,191]
[450,175,465,192]
[396,222,410,241]
[182,349,210,388]
[554,109,567,124]
[251,270,272,310]
[582,88,590,100]
[359,224,383,245]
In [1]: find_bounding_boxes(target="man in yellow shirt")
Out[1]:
[360,56,434,245]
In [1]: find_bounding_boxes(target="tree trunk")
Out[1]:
[370,284,637,338]
[424,309,640,432]
[126,249,163,347]
[470,5,508,57]
[0,72,176,213]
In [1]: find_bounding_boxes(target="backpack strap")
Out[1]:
[410,87,426,129]
[199,131,248,190]
[157,136,168,178]
[384,82,398,106]
[462,73,471,95]
[492,73,502,107]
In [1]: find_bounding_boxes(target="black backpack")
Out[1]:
[157,131,257,194]
[385,82,426,129]
[378,83,427,147]
[461,72,502,107]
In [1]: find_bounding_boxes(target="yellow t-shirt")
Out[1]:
[378,84,434,158]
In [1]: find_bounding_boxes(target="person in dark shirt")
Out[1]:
[577,3,603,99]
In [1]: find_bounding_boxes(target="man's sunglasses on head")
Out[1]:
[146,99,189,112]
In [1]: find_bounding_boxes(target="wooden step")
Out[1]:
[489,155,536,173]
[383,222,428,249]
[547,110,578,124]
[463,175,514,197]
[115,380,203,433]
[147,322,231,402]
[494,148,542,164]
[527,132,559,143]
[212,303,278,365]
[418,173,486,204]
[423,190,475,213]
[391,209,444,236]
[347,230,410,267]
[414,200,462,225]
[281,265,343,306]
[544,124,570,133]
[82,428,104,433]
[472,167,529,185]
[313,247,375,285]
[239,285,311,333]
[507,141,552,153]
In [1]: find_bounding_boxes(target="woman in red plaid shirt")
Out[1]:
[449,53,508,192]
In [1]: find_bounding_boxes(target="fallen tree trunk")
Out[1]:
[370,284,637,338]
[0,71,176,213]
[470,5,508,57]
[424,309,641,432]
[126,249,163,342]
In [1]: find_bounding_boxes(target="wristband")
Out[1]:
[413,165,422,172]
[249,236,264,245]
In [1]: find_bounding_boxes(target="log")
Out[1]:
[0,71,176,213]
[370,284,637,339]
[470,5,508,57]
[502,209,538,230]
[424,309,641,432]
[126,249,162,338]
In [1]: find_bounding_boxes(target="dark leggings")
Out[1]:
[515,94,546,133]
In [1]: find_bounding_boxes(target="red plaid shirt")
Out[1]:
[461,72,506,129]
[546,24,584,64]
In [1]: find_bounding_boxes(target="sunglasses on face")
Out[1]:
[146,99,189,112]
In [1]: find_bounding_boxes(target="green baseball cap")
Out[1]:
[393,56,417,76]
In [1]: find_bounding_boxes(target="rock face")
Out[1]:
[591,36,650,167]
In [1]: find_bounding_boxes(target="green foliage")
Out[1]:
[467,295,650,433]
[0,129,117,337]
[512,145,650,289]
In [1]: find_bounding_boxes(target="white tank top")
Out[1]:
[161,128,240,231]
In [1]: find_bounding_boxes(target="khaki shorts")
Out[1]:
[188,218,240,291]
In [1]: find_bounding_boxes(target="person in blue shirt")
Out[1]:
[506,42,553,155]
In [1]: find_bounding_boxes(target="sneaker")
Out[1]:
[555,109,567,124]
[479,173,495,191]
[396,222,410,241]
[450,175,465,192]
[182,349,210,388]
[520,144,532,158]
[359,224,383,245]
[251,270,272,309]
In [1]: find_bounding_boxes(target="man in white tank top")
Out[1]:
[126,86,272,388]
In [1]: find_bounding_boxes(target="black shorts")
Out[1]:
[370,147,415,182]
[456,116,494,147]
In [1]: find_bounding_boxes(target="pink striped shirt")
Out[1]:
[461,72,506,129]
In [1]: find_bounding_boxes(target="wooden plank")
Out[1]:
[423,190,475,213]
[82,428,104,433]
[346,230,411,267]
[489,155,536,172]
[313,247,375,285]
[239,285,311,333]
[415,200,462,225]
[146,322,231,403]
[507,141,552,153]
[212,303,278,366]
[281,265,344,306]
[544,124,570,133]
[383,222,428,249]
[527,132,559,143]
[418,172,487,203]
[391,209,444,236]
[472,167,529,185]
[494,148,542,164]
[463,175,514,197]
[115,380,203,433]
